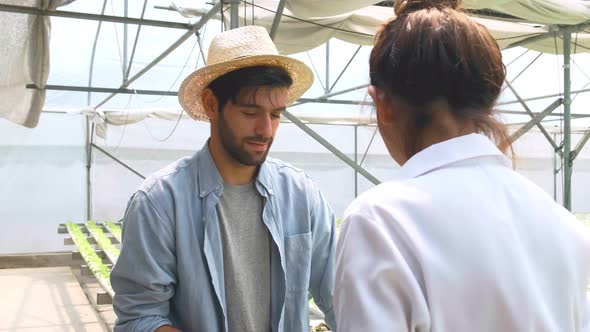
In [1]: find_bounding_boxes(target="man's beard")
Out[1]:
[218,113,273,166]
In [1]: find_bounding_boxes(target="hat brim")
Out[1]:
[178,55,314,121]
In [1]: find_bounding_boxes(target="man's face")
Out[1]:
[216,86,288,166]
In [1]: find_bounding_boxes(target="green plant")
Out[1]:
[66,222,113,291]
[105,221,122,243]
[86,221,120,263]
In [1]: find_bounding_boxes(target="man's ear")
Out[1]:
[202,88,219,121]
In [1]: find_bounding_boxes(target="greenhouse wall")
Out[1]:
[1,115,589,254]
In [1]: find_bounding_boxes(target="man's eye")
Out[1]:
[271,113,281,119]
[243,112,256,117]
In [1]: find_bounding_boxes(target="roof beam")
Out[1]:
[28,84,371,106]
[269,0,287,40]
[282,110,381,185]
[504,80,562,154]
[93,1,222,109]
[508,98,562,143]
[572,130,590,161]
[498,87,590,106]
[0,3,192,30]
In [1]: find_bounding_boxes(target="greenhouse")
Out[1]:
[1,0,590,331]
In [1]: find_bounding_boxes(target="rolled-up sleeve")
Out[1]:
[110,191,177,332]
[308,183,338,331]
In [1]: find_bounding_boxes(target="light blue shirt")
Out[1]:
[111,142,337,332]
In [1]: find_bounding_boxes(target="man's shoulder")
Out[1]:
[137,152,199,195]
[264,157,311,182]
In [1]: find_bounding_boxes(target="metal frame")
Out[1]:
[4,2,590,213]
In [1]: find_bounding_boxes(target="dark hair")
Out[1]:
[207,65,293,111]
[370,0,511,157]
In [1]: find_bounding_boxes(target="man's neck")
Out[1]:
[208,140,258,185]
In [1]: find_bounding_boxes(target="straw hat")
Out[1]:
[178,26,314,121]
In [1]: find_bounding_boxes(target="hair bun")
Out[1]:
[394,0,461,16]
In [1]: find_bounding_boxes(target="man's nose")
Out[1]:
[255,113,273,138]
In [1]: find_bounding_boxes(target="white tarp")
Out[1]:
[61,107,376,138]
[286,0,590,25]
[0,0,72,128]
[181,0,590,55]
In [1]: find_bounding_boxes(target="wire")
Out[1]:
[505,48,530,68]
[108,93,134,153]
[109,0,125,79]
[133,39,199,104]
[142,107,185,142]
[359,127,378,167]
[306,52,326,91]
[136,36,202,142]
[195,23,208,70]
[501,52,543,94]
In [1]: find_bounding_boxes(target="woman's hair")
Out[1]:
[370,0,511,157]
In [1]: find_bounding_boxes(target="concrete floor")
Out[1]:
[0,267,113,332]
[0,265,327,332]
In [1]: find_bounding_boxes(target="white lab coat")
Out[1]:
[335,133,590,332]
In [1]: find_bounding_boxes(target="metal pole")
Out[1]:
[508,98,562,143]
[92,144,146,180]
[563,31,573,210]
[123,0,128,80]
[27,84,177,96]
[330,45,363,92]
[125,0,149,81]
[497,87,590,106]
[84,117,94,220]
[553,133,558,201]
[354,125,358,197]
[290,84,369,107]
[84,0,107,222]
[196,31,207,65]
[269,0,287,40]
[573,130,590,160]
[325,41,330,94]
[230,0,239,29]
[0,3,192,29]
[282,110,380,185]
[504,80,561,154]
[28,84,374,106]
[295,98,372,106]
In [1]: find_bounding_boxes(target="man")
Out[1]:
[110,26,337,332]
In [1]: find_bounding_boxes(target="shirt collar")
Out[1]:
[197,141,224,197]
[400,133,512,179]
[197,141,274,197]
[256,160,275,196]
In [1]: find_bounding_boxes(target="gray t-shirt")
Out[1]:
[216,182,272,332]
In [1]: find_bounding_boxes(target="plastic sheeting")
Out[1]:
[61,107,375,139]
[0,0,72,128]
[189,0,590,55]
[286,0,590,25]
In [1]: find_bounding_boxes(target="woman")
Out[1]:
[334,1,590,331]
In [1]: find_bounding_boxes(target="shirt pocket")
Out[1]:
[284,232,312,291]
